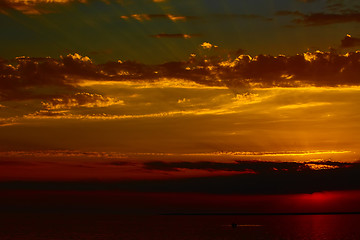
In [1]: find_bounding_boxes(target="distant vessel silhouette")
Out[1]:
[231,223,237,228]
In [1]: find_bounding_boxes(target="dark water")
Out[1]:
[0,214,359,240]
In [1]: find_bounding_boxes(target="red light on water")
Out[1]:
[299,192,333,202]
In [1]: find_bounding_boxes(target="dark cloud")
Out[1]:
[277,10,360,26]
[325,0,360,13]
[104,161,131,166]
[0,54,100,101]
[102,50,360,88]
[143,160,350,173]
[138,161,360,194]
[341,34,360,48]
[1,161,359,195]
[3,50,360,102]
[297,12,360,25]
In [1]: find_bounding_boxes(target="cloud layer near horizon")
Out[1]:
[1,157,360,195]
[0,148,359,195]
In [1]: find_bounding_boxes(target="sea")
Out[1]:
[0,213,359,240]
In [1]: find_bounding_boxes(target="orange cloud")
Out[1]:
[200,42,218,49]
[0,150,127,158]
[0,0,85,14]
[120,13,191,22]
[42,92,124,110]
[341,34,360,48]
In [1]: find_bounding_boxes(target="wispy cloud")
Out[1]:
[277,10,360,26]
[42,92,124,110]
[0,0,85,15]
[120,13,195,22]
[184,150,352,157]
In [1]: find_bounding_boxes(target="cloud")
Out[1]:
[0,53,101,101]
[141,163,360,194]
[277,10,360,26]
[42,92,124,110]
[0,150,128,158]
[177,98,190,104]
[341,34,360,48]
[143,160,350,173]
[325,0,360,13]
[3,50,360,103]
[188,151,351,157]
[104,161,130,166]
[200,42,218,49]
[0,0,85,15]
[120,13,270,22]
[177,51,360,88]
[2,160,359,195]
[150,33,201,39]
[120,14,194,22]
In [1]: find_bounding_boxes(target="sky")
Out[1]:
[1,0,360,214]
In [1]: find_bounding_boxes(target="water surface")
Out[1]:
[1,213,359,240]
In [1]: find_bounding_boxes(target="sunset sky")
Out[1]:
[1,0,360,214]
